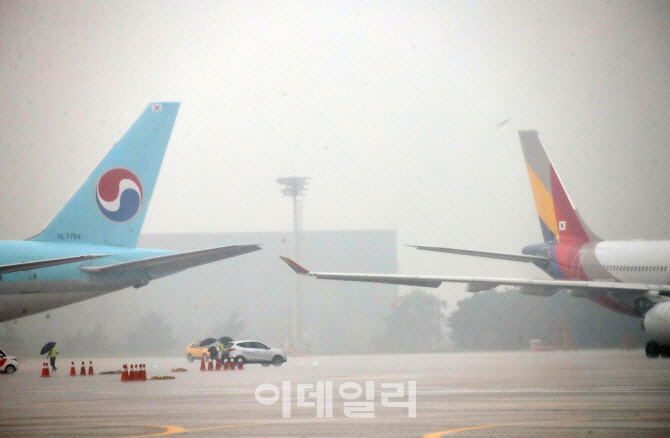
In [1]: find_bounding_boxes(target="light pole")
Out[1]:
[277,177,309,350]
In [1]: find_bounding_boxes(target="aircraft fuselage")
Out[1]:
[0,241,175,321]
[525,240,670,317]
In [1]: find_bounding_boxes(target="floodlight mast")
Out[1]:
[277,177,310,350]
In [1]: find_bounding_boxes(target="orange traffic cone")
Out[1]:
[88,360,94,376]
[229,357,235,370]
[223,357,229,370]
[200,356,206,371]
[41,362,50,377]
[121,364,129,381]
[140,364,146,381]
[237,357,244,370]
[80,361,87,376]
[70,361,76,376]
[207,358,213,371]
[130,364,137,381]
[215,357,221,371]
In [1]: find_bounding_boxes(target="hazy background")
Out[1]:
[0,2,669,353]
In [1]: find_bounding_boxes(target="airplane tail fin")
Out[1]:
[518,130,599,245]
[30,102,180,247]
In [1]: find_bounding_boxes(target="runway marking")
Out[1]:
[119,422,271,437]
[423,414,670,437]
[520,402,616,407]
[325,375,420,380]
[121,425,185,437]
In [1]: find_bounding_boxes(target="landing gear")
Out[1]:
[645,341,670,358]
[646,341,659,358]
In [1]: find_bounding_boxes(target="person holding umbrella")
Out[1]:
[198,338,218,361]
[40,342,58,371]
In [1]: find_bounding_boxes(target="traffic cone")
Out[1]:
[200,356,206,371]
[229,357,235,370]
[88,360,94,376]
[80,361,87,376]
[130,364,137,381]
[70,361,76,376]
[215,357,221,371]
[41,362,50,377]
[140,364,146,381]
[223,357,229,370]
[207,358,213,371]
[237,357,244,370]
[121,364,129,381]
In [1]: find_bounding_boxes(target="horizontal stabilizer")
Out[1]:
[411,245,549,265]
[0,255,108,275]
[81,244,262,277]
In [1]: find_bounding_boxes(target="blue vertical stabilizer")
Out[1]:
[30,102,180,247]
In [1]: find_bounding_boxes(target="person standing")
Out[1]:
[220,343,229,361]
[219,336,232,361]
[207,345,218,363]
[49,346,58,371]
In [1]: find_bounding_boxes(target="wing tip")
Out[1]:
[279,256,310,275]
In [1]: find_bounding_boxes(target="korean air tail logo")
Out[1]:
[95,168,144,222]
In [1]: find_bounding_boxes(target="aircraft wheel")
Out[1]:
[645,341,660,358]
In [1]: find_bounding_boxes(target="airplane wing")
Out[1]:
[81,245,262,277]
[279,256,670,297]
[410,245,549,264]
[0,255,108,275]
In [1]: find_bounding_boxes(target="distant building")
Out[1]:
[139,230,398,354]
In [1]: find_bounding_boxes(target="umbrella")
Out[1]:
[219,336,233,344]
[199,338,217,347]
[40,341,56,355]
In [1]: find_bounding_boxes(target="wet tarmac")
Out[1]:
[1,350,669,437]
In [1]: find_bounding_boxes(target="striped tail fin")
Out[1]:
[518,130,599,245]
[30,102,180,247]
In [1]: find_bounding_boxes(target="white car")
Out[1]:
[226,340,287,367]
[0,348,18,374]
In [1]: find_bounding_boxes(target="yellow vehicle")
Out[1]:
[186,342,211,362]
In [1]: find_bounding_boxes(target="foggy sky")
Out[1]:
[2,1,670,311]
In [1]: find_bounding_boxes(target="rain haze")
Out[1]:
[1,1,670,353]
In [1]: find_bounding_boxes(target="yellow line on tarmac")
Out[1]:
[122,425,186,437]
[178,422,272,433]
[423,414,670,437]
[423,418,591,437]
[120,422,271,437]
